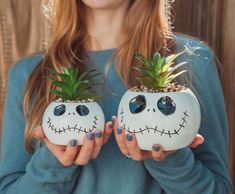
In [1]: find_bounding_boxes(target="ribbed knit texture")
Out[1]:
[0,36,233,194]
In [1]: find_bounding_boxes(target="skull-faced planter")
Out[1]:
[42,101,105,145]
[118,88,201,151]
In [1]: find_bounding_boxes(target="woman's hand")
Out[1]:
[112,116,204,161]
[34,121,113,166]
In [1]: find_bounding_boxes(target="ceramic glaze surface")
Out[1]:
[118,88,201,151]
[42,101,105,145]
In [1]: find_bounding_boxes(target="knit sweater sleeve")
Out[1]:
[143,53,233,194]
[0,58,80,194]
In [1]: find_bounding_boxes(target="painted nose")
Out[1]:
[147,108,156,112]
[68,112,76,115]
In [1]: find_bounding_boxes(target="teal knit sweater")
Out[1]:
[0,36,233,194]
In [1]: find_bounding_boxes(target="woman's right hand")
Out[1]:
[34,121,113,166]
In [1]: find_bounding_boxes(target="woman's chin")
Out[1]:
[81,0,128,10]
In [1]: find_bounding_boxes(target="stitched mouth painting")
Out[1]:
[42,67,105,145]
[118,89,200,151]
[43,102,104,145]
[117,51,201,151]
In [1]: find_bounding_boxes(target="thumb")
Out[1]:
[190,134,204,148]
[34,126,46,140]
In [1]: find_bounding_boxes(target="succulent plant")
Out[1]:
[133,51,187,90]
[47,67,101,101]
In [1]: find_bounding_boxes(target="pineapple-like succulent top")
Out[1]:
[133,51,187,91]
[47,67,101,101]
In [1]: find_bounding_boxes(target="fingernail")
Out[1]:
[96,131,102,138]
[69,139,77,147]
[111,116,115,123]
[117,128,122,135]
[153,145,161,152]
[88,133,94,141]
[34,126,40,131]
[33,130,38,137]
[33,126,40,137]
[108,123,113,129]
[126,134,133,141]
[200,138,205,144]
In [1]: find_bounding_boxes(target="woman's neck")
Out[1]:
[85,4,129,51]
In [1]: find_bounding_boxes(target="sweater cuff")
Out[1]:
[26,146,80,183]
[164,147,189,162]
[144,147,194,167]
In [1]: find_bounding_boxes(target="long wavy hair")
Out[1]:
[24,0,174,152]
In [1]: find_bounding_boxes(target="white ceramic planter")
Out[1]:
[42,101,105,145]
[118,88,201,151]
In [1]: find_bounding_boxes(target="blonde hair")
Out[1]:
[24,0,174,152]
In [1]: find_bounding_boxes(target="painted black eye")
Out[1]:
[76,105,89,116]
[157,96,176,115]
[129,95,146,114]
[54,104,66,116]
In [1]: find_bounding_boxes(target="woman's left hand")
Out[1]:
[112,116,204,161]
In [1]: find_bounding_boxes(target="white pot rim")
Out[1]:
[50,100,98,104]
[127,87,191,95]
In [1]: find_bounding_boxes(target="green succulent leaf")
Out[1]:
[135,52,152,69]
[153,52,161,65]
[133,50,187,90]
[168,62,187,73]
[49,69,73,85]
[62,66,70,75]
[78,69,97,81]
[46,66,102,101]
[49,89,71,100]
[162,51,184,72]
[165,70,187,84]
[87,72,103,80]
[157,57,166,71]
[133,66,156,79]
[51,81,72,96]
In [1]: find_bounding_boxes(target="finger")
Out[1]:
[190,134,204,148]
[74,133,95,165]
[152,144,165,161]
[35,127,66,154]
[112,115,118,130]
[77,145,82,153]
[91,131,103,159]
[34,126,76,165]
[125,134,144,161]
[113,116,129,155]
[58,139,78,166]
[34,126,67,160]
[34,126,46,139]
[103,121,113,145]
[141,150,152,159]
[114,126,129,155]
[39,137,70,166]
[43,138,67,158]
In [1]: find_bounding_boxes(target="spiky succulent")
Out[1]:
[47,67,101,101]
[133,51,187,90]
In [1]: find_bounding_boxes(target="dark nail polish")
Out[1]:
[108,123,113,128]
[96,131,102,138]
[153,145,160,152]
[69,139,77,147]
[117,128,122,134]
[126,134,133,141]
[88,133,94,141]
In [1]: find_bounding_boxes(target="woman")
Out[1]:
[0,0,233,193]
